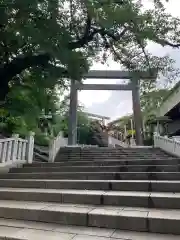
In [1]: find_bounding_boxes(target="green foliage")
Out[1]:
[52,114,68,137]
[77,112,91,144]
[56,111,91,143]
[1,0,180,140]
[0,68,61,136]
[34,129,51,146]
[0,113,23,135]
[1,0,180,91]
[141,88,170,120]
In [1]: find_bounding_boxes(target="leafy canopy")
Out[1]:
[0,0,180,137]
[0,0,180,93]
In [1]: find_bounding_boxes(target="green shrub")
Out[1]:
[34,129,52,146]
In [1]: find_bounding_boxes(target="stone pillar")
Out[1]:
[27,131,35,164]
[12,134,19,162]
[131,77,144,146]
[156,121,160,135]
[68,79,78,145]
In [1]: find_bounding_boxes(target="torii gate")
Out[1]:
[68,70,157,146]
[82,111,110,125]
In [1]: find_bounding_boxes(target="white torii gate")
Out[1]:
[68,70,157,146]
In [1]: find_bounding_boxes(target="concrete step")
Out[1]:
[57,157,172,161]
[57,153,173,159]
[11,165,180,173]
[0,179,180,192]
[0,200,180,234]
[0,218,179,240]
[0,188,179,209]
[57,149,170,153]
[23,158,179,167]
[58,152,170,156]
[2,172,180,180]
[56,151,173,156]
[58,149,166,154]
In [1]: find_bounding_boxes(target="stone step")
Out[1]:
[0,188,179,209]
[64,155,171,158]
[0,200,180,234]
[11,165,180,173]
[58,154,171,158]
[58,149,165,154]
[58,147,156,150]
[0,219,179,240]
[1,172,180,180]
[0,179,180,192]
[58,152,170,155]
[55,157,176,162]
[23,158,179,167]
[56,151,172,155]
[58,149,169,153]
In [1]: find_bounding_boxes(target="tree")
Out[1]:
[0,67,61,136]
[1,0,180,104]
[141,88,170,117]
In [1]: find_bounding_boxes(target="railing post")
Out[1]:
[49,138,55,163]
[12,134,19,162]
[153,132,158,147]
[173,138,176,154]
[27,131,35,164]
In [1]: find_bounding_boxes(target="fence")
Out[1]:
[154,134,180,157]
[49,132,68,162]
[0,132,34,167]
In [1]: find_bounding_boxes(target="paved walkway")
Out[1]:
[0,218,179,240]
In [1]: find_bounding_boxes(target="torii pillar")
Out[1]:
[68,79,78,145]
[131,76,143,146]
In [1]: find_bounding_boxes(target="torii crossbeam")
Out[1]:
[68,70,157,146]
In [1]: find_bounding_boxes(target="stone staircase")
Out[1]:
[0,147,180,238]
[33,145,49,162]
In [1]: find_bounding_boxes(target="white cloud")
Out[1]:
[78,74,118,108]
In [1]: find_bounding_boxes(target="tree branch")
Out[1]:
[68,14,92,49]
[0,53,50,80]
[69,26,127,49]
[155,38,180,48]
[69,8,128,50]
[0,53,51,101]
[111,44,137,70]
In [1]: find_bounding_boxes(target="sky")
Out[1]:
[78,0,180,121]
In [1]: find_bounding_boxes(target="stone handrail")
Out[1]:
[108,135,129,148]
[0,132,34,167]
[49,132,68,162]
[154,134,180,157]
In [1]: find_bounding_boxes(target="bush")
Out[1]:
[34,127,52,146]
[35,132,51,146]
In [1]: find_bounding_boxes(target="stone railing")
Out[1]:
[0,132,34,167]
[49,132,68,162]
[154,134,180,157]
[108,135,129,148]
